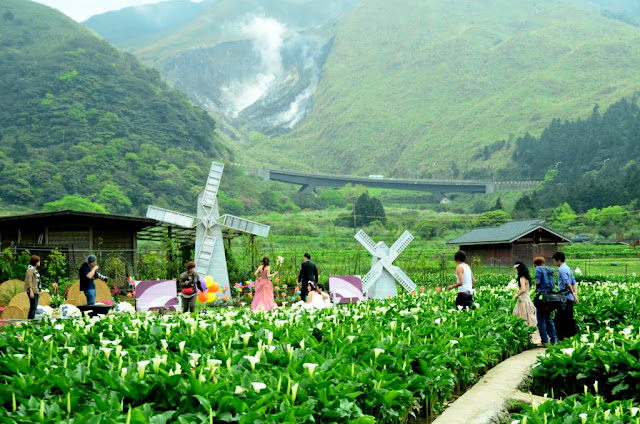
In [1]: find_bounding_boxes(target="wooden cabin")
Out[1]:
[447,219,571,267]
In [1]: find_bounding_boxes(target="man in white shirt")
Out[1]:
[446,250,476,310]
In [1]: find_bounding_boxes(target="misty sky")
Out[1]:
[32,0,201,22]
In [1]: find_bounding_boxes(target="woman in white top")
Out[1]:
[294,281,329,310]
[446,250,476,310]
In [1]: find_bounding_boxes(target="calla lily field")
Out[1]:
[1,277,640,423]
[0,281,534,423]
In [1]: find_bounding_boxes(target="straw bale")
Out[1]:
[66,295,85,306]
[1,305,27,320]
[8,290,52,308]
[39,292,51,306]
[0,280,25,307]
[9,292,30,311]
[66,279,111,306]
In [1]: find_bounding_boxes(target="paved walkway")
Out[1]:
[432,348,546,424]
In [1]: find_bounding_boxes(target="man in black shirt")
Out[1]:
[297,253,318,301]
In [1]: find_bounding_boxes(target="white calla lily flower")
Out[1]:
[137,360,150,378]
[303,363,319,376]
[251,382,267,392]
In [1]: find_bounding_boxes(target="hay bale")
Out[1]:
[1,305,27,320]
[66,280,111,306]
[0,280,25,307]
[66,295,85,306]
[9,292,30,311]
[38,292,51,306]
[6,291,52,314]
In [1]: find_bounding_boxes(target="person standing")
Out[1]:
[251,257,278,311]
[178,261,200,314]
[533,257,558,345]
[25,255,41,320]
[446,250,475,310]
[297,253,318,301]
[79,254,108,306]
[553,252,578,341]
[512,261,542,346]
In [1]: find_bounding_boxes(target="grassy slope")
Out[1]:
[249,0,640,177]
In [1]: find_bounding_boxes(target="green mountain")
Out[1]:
[252,0,640,178]
[0,0,233,214]
[86,0,640,180]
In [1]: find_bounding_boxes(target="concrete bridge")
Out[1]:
[267,169,540,201]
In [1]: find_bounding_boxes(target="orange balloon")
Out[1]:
[210,282,220,293]
[197,291,208,303]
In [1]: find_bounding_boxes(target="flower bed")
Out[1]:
[0,287,533,423]
[512,393,640,424]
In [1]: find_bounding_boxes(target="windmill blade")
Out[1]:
[200,162,225,208]
[195,233,217,276]
[146,205,196,228]
[354,229,382,258]
[388,231,414,262]
[386,264,416,293]
[220,214,270,237]
[361,261,384,293]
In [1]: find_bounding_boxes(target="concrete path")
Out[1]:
[432,348,546,424]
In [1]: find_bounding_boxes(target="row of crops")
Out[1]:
[0,281,534,423]
[1,277,639,422]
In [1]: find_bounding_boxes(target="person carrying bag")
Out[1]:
[533,257,558,345]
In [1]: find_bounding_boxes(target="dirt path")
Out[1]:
[432,348,546,424]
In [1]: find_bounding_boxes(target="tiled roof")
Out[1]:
[447,219,570,245]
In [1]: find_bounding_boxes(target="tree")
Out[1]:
[549,203,576,231]
[491,197,504,211]
[354,192,386,227]
[97,183,133,214]
[317,189,346,209]
[293,191,318,210]
[511,194,539,219]
[476,210,511,227]
[42,195,108,213]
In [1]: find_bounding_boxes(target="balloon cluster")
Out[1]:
[197,275,220,303]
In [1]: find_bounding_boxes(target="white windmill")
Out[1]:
[146,161,270,295]
[354,229,416,299]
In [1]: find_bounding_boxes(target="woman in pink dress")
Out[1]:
[251,257,278,311]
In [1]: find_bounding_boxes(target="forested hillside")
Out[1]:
[512,96,640,212]
[0,0,232,215]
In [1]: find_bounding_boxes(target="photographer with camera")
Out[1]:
[178,261,199,313]
[79,254,108,306]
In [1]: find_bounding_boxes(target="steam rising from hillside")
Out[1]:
[223,16,286,118]
[214,15,323,130]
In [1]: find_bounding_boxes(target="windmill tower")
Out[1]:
[354,229,416,299]
[146,161,270,295]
